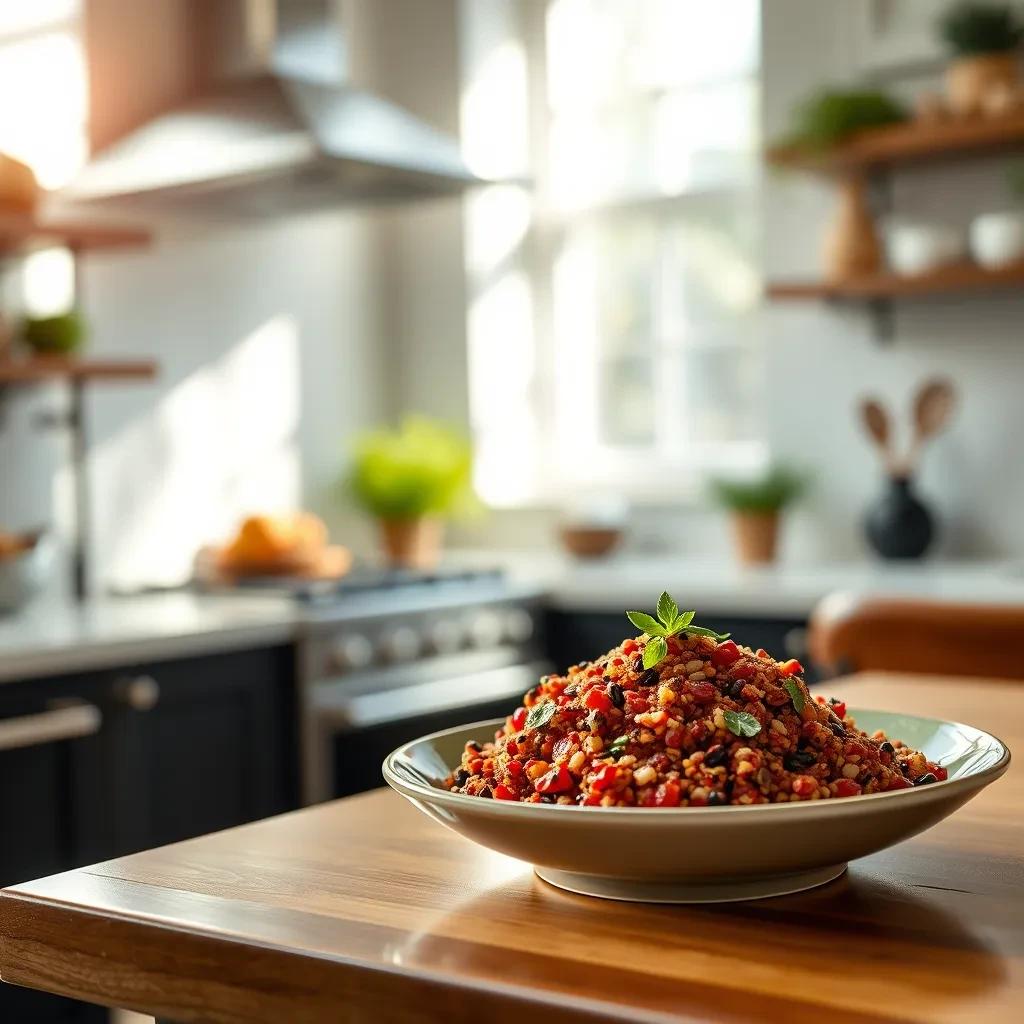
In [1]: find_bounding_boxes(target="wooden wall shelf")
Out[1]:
[0,213,151,255]
[767,112,1024,174]
[0,356,157,384]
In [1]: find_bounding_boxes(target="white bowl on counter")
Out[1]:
[384,710,1009,903]
[0,534,53,613]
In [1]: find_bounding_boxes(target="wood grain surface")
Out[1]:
[2,673,1022,1024]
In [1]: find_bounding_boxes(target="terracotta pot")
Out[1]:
[379,518,443,569]
[945,53,1019,117]
[730,511,780,566]
[823,176,882,283]
[559,526,622,559]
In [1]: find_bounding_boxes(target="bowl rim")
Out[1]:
[382,709,1011,818]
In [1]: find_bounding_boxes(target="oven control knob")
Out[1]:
[383,626,421,662]
[504,608,534,642]
[468,611,502,648]
[428,618,462,655]
[332,634,374,671]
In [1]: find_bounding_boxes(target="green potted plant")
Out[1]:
[777,89,907,282]
[709,466,808,566]
[348,416,474,569]
[938,3,1024,116]
[20,310,87,355]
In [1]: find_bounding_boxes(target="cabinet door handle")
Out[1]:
[114,675,161,711]
[0,701,102,752]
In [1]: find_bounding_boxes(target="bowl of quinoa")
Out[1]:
[384,593,1009,902]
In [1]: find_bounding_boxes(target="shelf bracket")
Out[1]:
[868,298,895,344]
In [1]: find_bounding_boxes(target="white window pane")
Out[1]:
[0,0,77,38]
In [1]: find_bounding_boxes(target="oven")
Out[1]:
[297,578,549,802]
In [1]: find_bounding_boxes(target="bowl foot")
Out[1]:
[534,863,847,903]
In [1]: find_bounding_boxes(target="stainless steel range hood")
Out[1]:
[66,0,486,213]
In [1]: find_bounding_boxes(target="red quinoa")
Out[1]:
[448,631,943,806]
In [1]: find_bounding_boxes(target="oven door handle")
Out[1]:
[313,660,551,731]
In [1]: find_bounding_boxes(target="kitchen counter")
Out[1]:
[2,673,1021,1023]
[454,550,1024,617]
[0,592,299,683]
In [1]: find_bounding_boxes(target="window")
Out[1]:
[461,0,765,507]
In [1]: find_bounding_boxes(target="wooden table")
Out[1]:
[1,674,1022,1023]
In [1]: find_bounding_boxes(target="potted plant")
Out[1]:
[348,416,474,569]
[938,3,1023,116]
[709,466,808,567]
[969,162,1024,266]
[776,89,907,281]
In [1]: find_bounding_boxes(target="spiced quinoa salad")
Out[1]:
[448,592,947,807]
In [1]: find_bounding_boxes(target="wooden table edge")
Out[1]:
[0,882,673,1024]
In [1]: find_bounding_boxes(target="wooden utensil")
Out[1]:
[859,396,895,472]
[904,378,955,472]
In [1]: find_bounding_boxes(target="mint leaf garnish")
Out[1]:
[642,636,668,669]
[783,679,805,713]
[524,701,556,731]
[724,710,762,737]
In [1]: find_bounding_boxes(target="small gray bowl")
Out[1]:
[383,710,1009,903]
[0,534,52,613]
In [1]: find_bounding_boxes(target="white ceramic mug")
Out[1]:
[969,212,1024,269]
[886,222,965,277]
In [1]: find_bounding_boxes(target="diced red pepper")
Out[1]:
[507,759,522,779]
[612,657,625,667]
[535,765,572,794]
[511,707,527,731]
[755,648,770,659]
[730,662,755,681]
[711,640,741,668]
[830,700,847,720]
[886,775,913,791]
[505,740,519,756]
[583,793,604,806]
[622,639,638,655]
[664,727,684,749]
[493,784,516,800]
[624,692,650,716]
[685,681,716,703]
[779,659,804,677]
[833,779,862,798]
[791,775,817,797]
[556,693,572,705]
[927,761,948,782]
[469,758,484,774]
[654,781,681,807]
[584,687,613,712]
[592,765,618,791]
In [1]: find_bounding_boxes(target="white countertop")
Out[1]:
[0,592,299,684]
[453,550,1024,618]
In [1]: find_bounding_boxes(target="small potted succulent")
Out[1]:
[348,416,475,569]
[969,162,1024,266]
[709,466,808,567]
[938,3,1023,116]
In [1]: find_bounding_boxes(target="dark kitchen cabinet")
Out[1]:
[0,643,297,1023]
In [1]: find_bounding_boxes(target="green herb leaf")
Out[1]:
[669,610,695,633]
[524,701,556,731]
[724,710,762,738]
[683,626,731,641]
[626,610,666,637]
[656,591,679,627]
[604,736,629,760]
[783,679,805,713]
[643,636,668,669]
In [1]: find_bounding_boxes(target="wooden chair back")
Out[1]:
[808,592,1024,680]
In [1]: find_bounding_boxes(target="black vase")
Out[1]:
[865,475,934,560]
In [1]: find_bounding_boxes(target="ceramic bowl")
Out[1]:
[383,710,1009,903]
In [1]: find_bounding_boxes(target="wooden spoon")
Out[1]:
[859,397,895,472]
[904,378,956,473]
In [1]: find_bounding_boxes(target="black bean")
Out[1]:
[784,751,817,771]
[880,740,895,755]
[727,679,747,700]
[633,657,644,672]
[828,697,843,707]
[900,761,911,777]
[540,794,557,804]
[707,791,728,806]
[480,787,493,798]
[829,720,847,737]
[704,746,729,768]
[454,769,469,787]
[638,669,659,688]
[608,683,625,709]
[914,772,938,786]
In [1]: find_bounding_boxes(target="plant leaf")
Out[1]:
[723,710,762,738]
[626,611,666,637]
[783,679,805,713]
[683,626,731,641]
[670,610,696,633]
[656,591,679,627]
[643,636,668,670]
[604,736,629,760]
[524,701,556,731]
